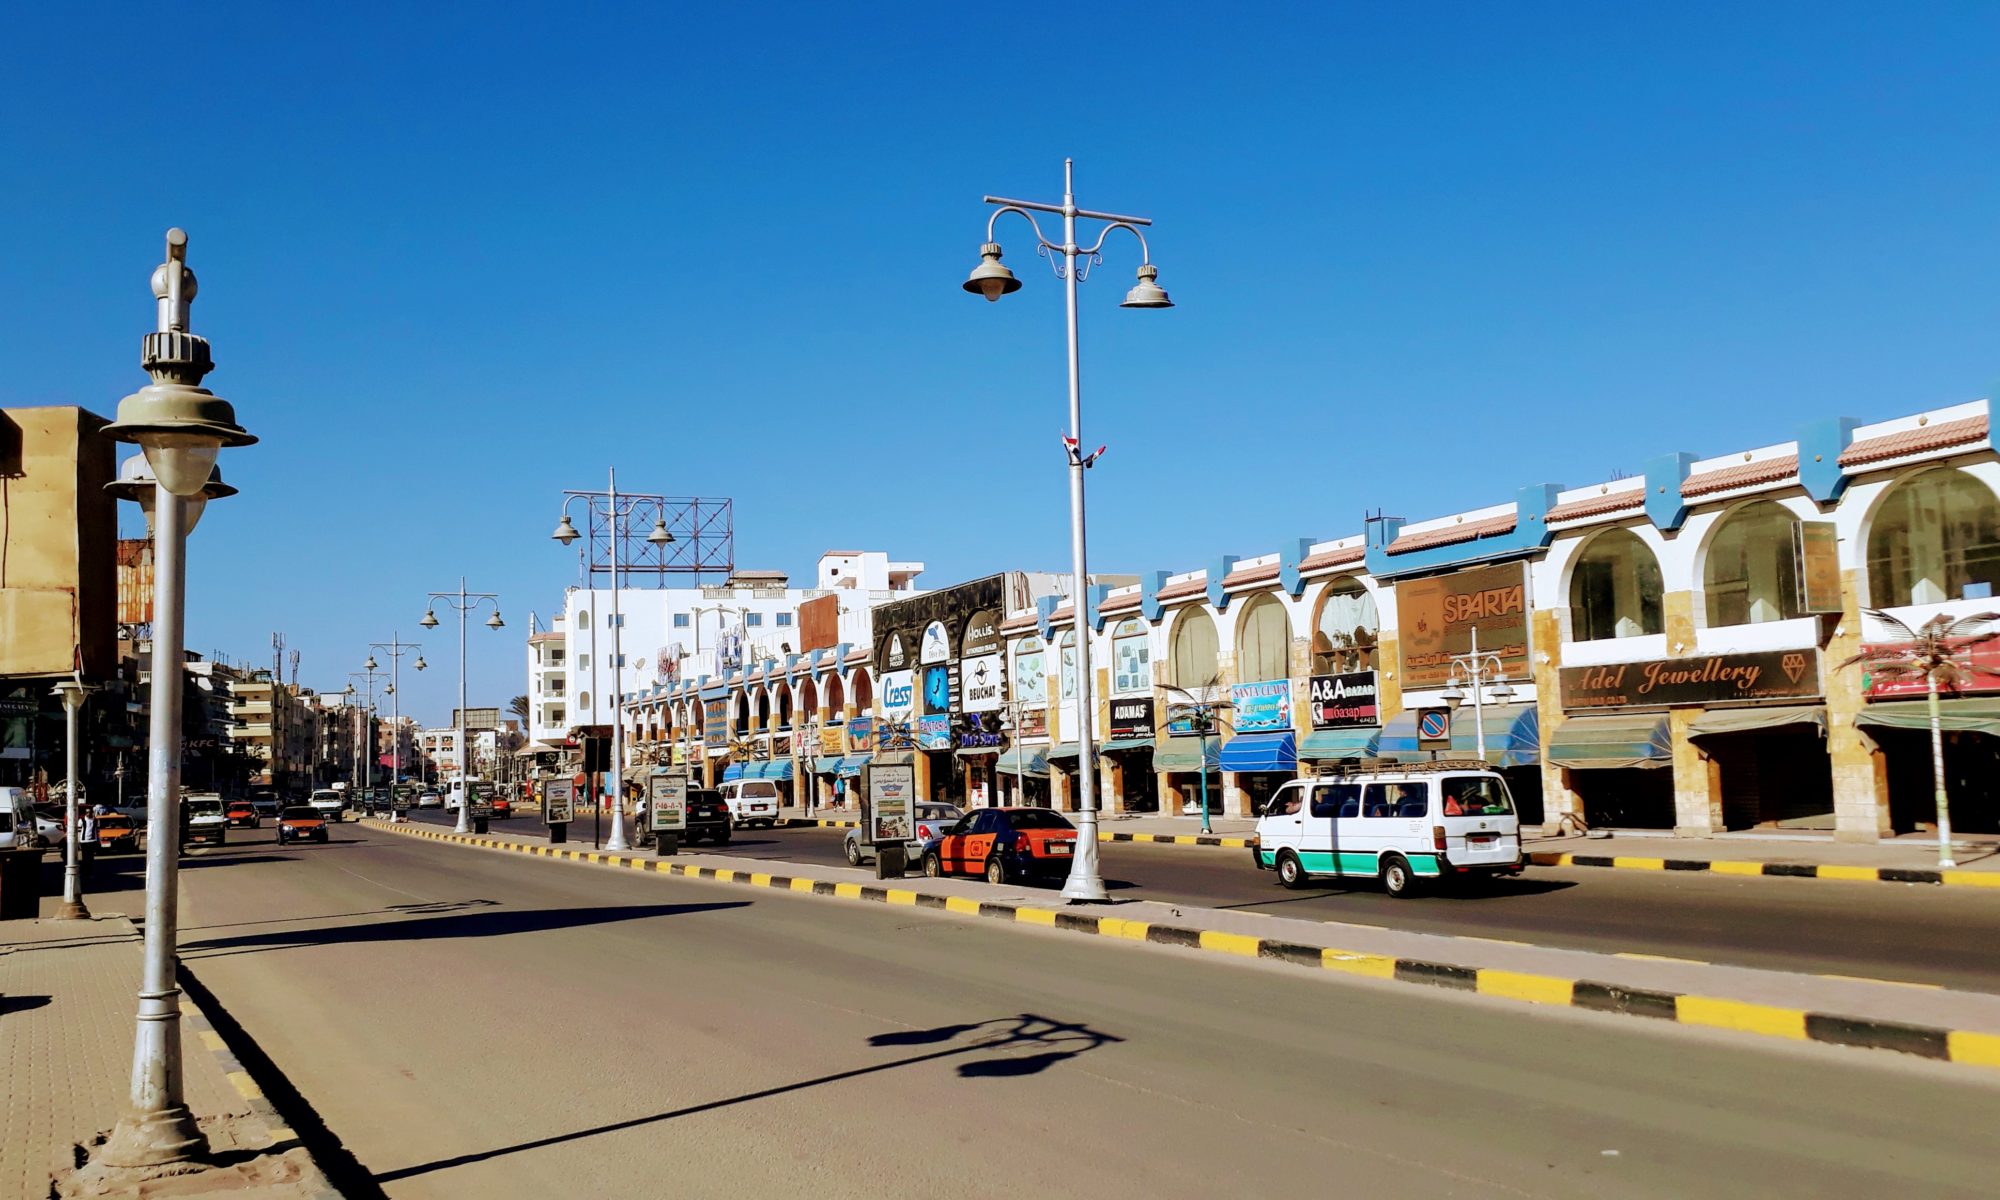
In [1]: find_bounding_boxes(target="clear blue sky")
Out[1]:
[4,3,1997,725]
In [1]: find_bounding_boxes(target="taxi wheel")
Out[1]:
[923,851,944,878]
[1276,851,1308,890]
[1381,854,1415,899]
[984,853,1008,886]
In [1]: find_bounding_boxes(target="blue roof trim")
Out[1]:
[1367,484,1561,580]
[1643,452,1695,531]
[1138,571,1170,624]
[1278,538,1315,598]
[1206,556,1241,611]
[1799,416,1861,503]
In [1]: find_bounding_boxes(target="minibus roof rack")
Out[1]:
[1308,758,1495,778]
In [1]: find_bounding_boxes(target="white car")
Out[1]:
[417,792,442,809]
[0,787,38,851]
[183,795,230,846]
[1252,762,1525,898]
[308,789,345,822]
[715,779,781,828]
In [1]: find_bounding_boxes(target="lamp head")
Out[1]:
[414,656,427,672]
[647,518,675,546]
[962,242,1021,302]
[1119,262,1174,309]
[50,676,88,709]
[1487,679,1515,703]
[487,610,505,630]
[365,655,379,671]
[420,610,440,629]
[1439,684,1465,711]
[552,515,580,545]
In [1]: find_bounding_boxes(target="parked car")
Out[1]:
[1252,763,1525,898]
[0,787,37,851]
[32,803,69,848]
[277,805,330,845]
[846,802,962,866]
[182,796,229,847]
[919,807,1079,885]
[225,799,261,828]
[417,791,442,809]
[308,789,345,823]
[677,789,731,845]
[716,779,782,828]
[96,812,141,855]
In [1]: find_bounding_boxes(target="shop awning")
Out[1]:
[996,745,1049,776]
[954,744,1002,758]
[1045,743,1082,761]
[1546,712,1672,770]
[837,753,873,778]
[1856,698,2000,738]
[1153,735,1221,773]
[809,756,843,776]
[1378,703,1541,768]
[1687,704,1825,742]
[720,762,746,782]
[1217,732,1297,773]
[1297,728,1379,761]
[763,759,795,781]
[1101,737,1155,753]
[621,764,650,784]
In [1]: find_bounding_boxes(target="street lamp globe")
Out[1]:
[414,657,427,672]
[420,610,440,629]
[962,242,1022,302]
[647,517,675,545]
[106,454,237,536]
[552,515,580,545]
[486,611,505,630]
[1440,683,1465,710]
[365,656,379,671]
[1487,679,1515,704]
[1119,262,1174,309]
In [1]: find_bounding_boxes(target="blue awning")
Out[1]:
[1217,731,1297,773]
[1378,703,1541,768]
[720,762,746,782]
[764,758,795,781]
[836,753,872,778]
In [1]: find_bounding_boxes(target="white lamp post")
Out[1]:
[964,159,1173,903]
[101,229,255,1169]
[371,635,423,820]
[51,676,93,921]
[1439,626,1515,762]
[421,581,503,834]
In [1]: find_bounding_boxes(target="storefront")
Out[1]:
[1153,733,1221,817]
[1214,679,1294,816]
[1687,705,1832,829]
[1544,711,1674,828]
[1856,697,2000,835]
[995,743,1050,806]
[1298,670,1381,766]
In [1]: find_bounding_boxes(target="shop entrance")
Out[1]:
[1163,771,1223,818]
[1875,728,2000,835]
[1704,728,1835,830]
[1111,749,1156,811]
[1234,772,1291,818]
[1566,767,1671,829]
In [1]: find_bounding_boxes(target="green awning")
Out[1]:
[1100,737,1155,753]
[1547,712,1672,770]
[1153,735,1222,773]
[996,745,1048,776]
[1297,728,1379,761]
[1045,742,1082,761]
[1687,704,1825,742]
[1856,697,2000,738]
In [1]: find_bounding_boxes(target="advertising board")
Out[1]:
[647,772,688,832]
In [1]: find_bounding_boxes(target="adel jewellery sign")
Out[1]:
[1560,650,1822,710]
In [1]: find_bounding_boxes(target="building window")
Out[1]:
[1704,501,1803,627]
[577,610,590,628]
[551,649,565,664]
[1867,469,2000,607]
[1013,638,1047,707]
[614,654,627,668]
[1112,618,1150,694]
[549,680,564,695]
[673,613,690,628]
[1570,528,1665,641]
[747,612,764,627]
[1168,608,1219,689]
[578,655,590,670]
[1059,631,1078,700]
[1311,577,1379,673]
[550,708,565,725]
[610,614,624,628]
[776,612,793,627]
[1235,594,1292,684]
[578,692,591,709]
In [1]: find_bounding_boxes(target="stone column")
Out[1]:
[1668,707,1720,835]
[1531,610,1574,834]
[1825,568,1890,842]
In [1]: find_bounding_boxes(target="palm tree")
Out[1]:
[1840,609,2000,868]
[508,694,529,724]
[1160,674,1232,833]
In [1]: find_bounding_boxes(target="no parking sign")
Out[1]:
[1417,707,1452,751]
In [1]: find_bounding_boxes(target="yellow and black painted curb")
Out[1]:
[368,821,2000,1072]
[1528,850,2000,889]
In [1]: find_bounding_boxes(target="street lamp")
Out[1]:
[964,160,1172,903]
[100,229,254,1169]
[105,453,237,537]
[422,579,503,834]
[1438,626,1515,763]
[370,635,423,821]
[51,675,93,921]
[551,469,676,853]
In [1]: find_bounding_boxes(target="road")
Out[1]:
[151,821,1997,1199]
[396,809,2000,992]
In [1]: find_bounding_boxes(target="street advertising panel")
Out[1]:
[818,725,844,755]
[1796,521,1843,614]
[1109,697,1155,740]
[1230,680,1292,733]
[648,772,688,833]
[868,761,916,845]
[543,778,575,824]
[1310,671,1380,729]
[703,699,729,751]
[1396,562,1532,687]
[1862,634,2000,699]
[1559,650,1822,709]
[848,716,875,751]
[961,652,1004,712]
[916,714,952,750]
[392,784,415,811]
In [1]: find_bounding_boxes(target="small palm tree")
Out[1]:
[1840,609,2000,868]
[1160,674,1232,833]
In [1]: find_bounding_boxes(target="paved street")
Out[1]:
[159,820,1999,1199]
[397,811,2000,993]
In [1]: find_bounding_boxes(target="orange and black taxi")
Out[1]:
[277,805,330,845]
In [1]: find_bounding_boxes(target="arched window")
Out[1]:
[776,687,793,730]
[849,671,873,715]
[1013,638,1048,706]
[1310,577,1379,673]
[1570,528,1665,641]
[1235,594,1292,683]
[1867,469,2000,607]
[824,674,846,721]
[1168,608,1219,689]
[578,691,591,710]
[1059,631,1078,700]
[1111,618,1151,694]
[576,610,590,629]
[1704,501,1803,627]
[755,689,772,729]
[798,679,818,719]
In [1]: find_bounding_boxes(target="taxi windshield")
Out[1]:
[282,807,319,820]
[1441,776,1513,817]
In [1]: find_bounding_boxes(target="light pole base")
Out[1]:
[101,1104,209,1169]
[53,898,93,921]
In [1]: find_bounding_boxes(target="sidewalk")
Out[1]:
[1,893,331,1198]
[374,819,2000,1072]
[1525,829,2000,886]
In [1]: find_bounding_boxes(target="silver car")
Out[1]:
[844,803,964,866]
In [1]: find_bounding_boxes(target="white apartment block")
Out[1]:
[526,613,568,743]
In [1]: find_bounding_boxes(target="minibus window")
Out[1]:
[1442,776,1514,816]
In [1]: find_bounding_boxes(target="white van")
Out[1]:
[308,789,345,822]
[1252,761,1524,898]
[0,787,37,851]
[715,779,781,828]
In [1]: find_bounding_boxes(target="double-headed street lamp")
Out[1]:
[345,669,379,797]
[1438,626,1515,763]
[552,469,674,853]
[51,675,93,921]
[421,582,503,834]
[964,159,1172,903]
[101,229,255,1169]
[371,635,424,819]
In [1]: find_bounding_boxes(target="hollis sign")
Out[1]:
[1559,650,1821,710]
[1309,671,1379,729]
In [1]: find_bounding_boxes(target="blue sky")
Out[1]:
[5,3,1998,725]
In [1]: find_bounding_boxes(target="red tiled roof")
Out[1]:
[1299,545,1366,573]
[1680,454,1799,499]
[1545,491,1646,524]
[998,613,1040,634]
[1221,562,1281,591]
[1838,416,1989,469]
[1099,593,1142,615]
[1385,513,1516,556]
[1156,576,1208,601]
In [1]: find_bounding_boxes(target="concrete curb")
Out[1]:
[1527,850,2000,889]
[370,820,2000,1073]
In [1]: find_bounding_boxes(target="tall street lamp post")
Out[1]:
[101,229,255,1168]
[421,580,504,834]
[51,675,93,920]
[1438,626,1514,763]
[963,159,1173,903]
[552,469,675,852]
[371,635,424,820]
[346,664,380,797]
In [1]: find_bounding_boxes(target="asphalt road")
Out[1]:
[400,812,2000,993]
[153,822,2000,1199]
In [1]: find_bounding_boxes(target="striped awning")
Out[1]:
[1379,703,1541,768]
[1296,728,1379,761]
[1546,712,1672,770]
[1216,732,1296,773]
[996,746,1048,776]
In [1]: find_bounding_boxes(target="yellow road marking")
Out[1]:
[1198,930,1262,957]
[885,889,920,906]
[1675,996,1806,1039]
[749,872,773,887]
[714,869,736,883]
[1099,918,1150,941]
[944,896,982,915]
[1947,1030,2000,1069]
[1709,860,1764,876]
[199,1031,227,1052]
[1014,907,1059,927]
[227,1071,264,1100]
[1816,865,1880,882]
[1817,973,1942,990]
[1321,950,1397,979]
[1477,969,1575,1006]
[1611,856,1666,870]
[1942,871,2000,888]
[1616,951,1709,965]
[789,877,816,893]
[833,882,864,899]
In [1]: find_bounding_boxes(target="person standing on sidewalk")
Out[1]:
[79,805,99,881]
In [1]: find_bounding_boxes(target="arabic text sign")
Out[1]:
[868,762,916,845]
[648,772,688,832]
[1396,562,1531,687]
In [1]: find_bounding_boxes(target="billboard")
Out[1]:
[1395,562,1531,688]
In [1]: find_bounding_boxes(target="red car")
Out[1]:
[920,807,1079,885]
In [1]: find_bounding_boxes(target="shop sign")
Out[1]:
[955,712,1005,749]
[0,698,39,717]
[1861,636,2000,699]
[881,671,915,721]
[1309,671,1380,729]
[1231,680,1292,733]
[648,772,687,832]
[886,634,907,668]
[772,734,791,757]
[916,714,952,750]
[1396,562,1531,687]
[923,663,952,714]
[1109,698,1155,740]
[1560,650,1822,710]
[849,716,875,750]
[962,610,1003,657]
[703,699,728,750]
[1015,706,1049,738]
[961,652,1004,712]
[818,725,844,755]
[868,761,916,844]
[920,620,950,664]
[1796,521,1843,615]
[671,744,686,766]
